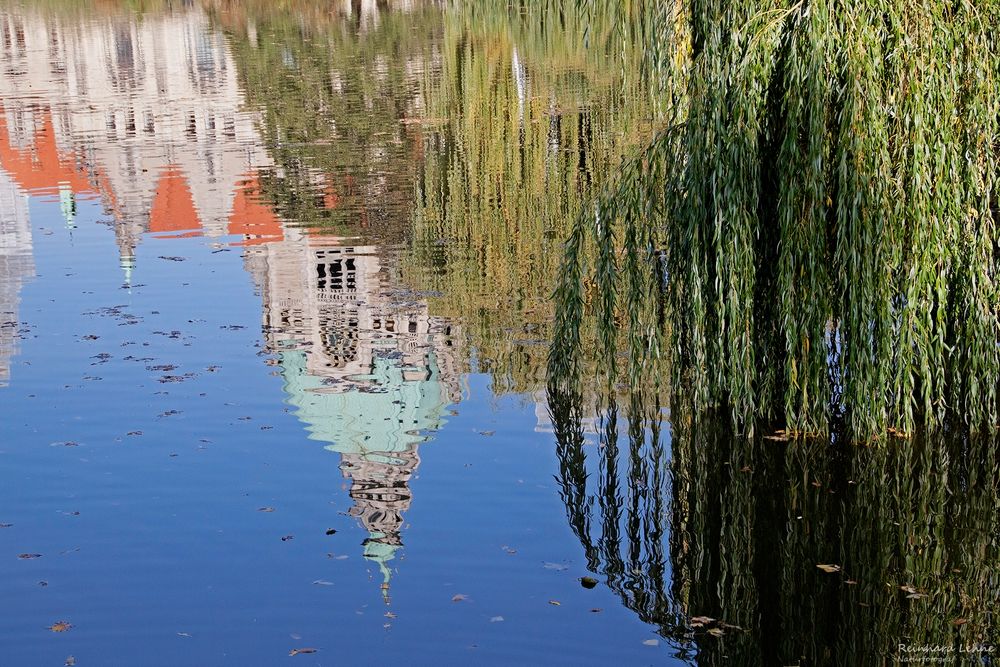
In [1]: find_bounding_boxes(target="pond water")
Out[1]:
[1,1,997,666]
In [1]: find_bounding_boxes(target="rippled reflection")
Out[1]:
[0,0,461,596]
[548,386,1000,664]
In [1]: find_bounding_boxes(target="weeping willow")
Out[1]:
[549,0,1000,439]
[399,2,655,393]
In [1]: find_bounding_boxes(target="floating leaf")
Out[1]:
[548,600,561,606]
[451,594,468,602]
[258,507,275,513]
[49,621,73,633]
[580,576,598,589]
[490,616,504,623]
[289,648,317,656]
[642,639,659,646]
[816,564,841,573]
[18,553,42,560]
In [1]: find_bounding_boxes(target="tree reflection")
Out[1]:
[549,388,1000,664]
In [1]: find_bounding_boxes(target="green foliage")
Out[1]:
[550,0,1000,439]
[399,3,655,393]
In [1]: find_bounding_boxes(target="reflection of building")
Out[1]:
[0,6,272,280]
[0,169,33,386]
[0,2,463,601]
[246,227,461,601]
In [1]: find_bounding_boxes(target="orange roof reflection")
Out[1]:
[0,106,97,197]
[149,165,202,236]
[228,172,283,246]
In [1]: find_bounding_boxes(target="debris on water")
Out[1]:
[451,594,468,602]
[312,580,334,586]
[18,553,42,559]
[289,648,317,656]
[542,562,568,571]
[65,657,75,666]
[281,535,294,541]
[0,523,13,528]
[548,600,561,606]
[590,608,602,613]
[643,639,659,646]
[177,632,192,638]
[48,621,73,632]
[580,576,598,589]
[127,431,143,436]
[490,616,504,623]
[501,545,516,555]
[478,430,495,436]
[158,256,185,262]
[258,507,275,513]
[816,563,841,573]
[325,529,337,535]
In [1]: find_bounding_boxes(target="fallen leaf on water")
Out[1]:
[479,431,495,436]
[816,564,841,573]
[643,639,659,646]
[281,535,294,541]
[38,581,48,586]
[542,562,568,571]
[690,616,715,627]
[289,648,317,656]
[580,576,598,589]
[177,632,192,638]
[258,507,275,513]
[590,608,602,613]
[0,523,12,528]
[707,628,725,637]
[385,612,397,619]
[65,657,75,666]
[845,579,858,585]
[325,529,337,535]
[548,600,561,606]
[18,553,42,559]
[49,621,73,633]
[490,616,504,623]
[451,594,468,602]
[312,580,334,586]
[952,618,968,626]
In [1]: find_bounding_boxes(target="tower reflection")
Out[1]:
[0,0,461,602]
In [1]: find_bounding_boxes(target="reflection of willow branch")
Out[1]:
[549,385,600,572]
[554,380,999,664]
[549,385,683,638]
